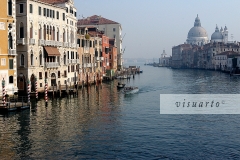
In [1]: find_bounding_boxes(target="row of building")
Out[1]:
[160,15,240,72]
[0,0,123,95]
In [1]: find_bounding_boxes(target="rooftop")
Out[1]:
[78,15,119,26]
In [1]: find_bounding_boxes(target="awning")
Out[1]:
[44,47,61,56]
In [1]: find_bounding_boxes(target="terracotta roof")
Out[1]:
[39,0,68,4]
[78,15,119,25]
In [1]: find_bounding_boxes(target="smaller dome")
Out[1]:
[220,27,223,32]
[211,25,223,40]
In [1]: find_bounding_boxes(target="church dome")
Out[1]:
[211,25,223,40]
[186,15,208,45]
[187,27,208,38]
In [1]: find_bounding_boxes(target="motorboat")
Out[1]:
[117,82,126,89]
[122,86,139,94]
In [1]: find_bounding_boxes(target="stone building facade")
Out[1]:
[0,0,18,95]
[16,0,78,93]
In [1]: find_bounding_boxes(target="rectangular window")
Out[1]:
[1,58,6,66]
[50,10,52,18]
[63,13,65,21]
[58,71,60,78]
[38,7,41,15]
[39,72,42,79]
[40,83,42,87]
[113,28,116,32]
[53,10,55,18]
[43,8,46,16]
[20,4,24,13]
[29,4,33,13]
[45,72,47,78]
[47,9,49,17]
[57,11,59,19]
[9,59,13,69]
[64,70,67,77]
[8,0,12,15]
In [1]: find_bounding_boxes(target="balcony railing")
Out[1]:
[84,47,90,53]
[63,42,69,48]
[58,42,62,47]
[29,38,35,45]
[45,62,60,68]
[45,40,51,46]
[17,38,25,45]
[87,63,92,67]
[8,49,16,55]
[38,39,45,46]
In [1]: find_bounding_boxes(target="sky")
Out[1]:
[74,0,240,59]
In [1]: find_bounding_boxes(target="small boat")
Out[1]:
[139,70,143,73]
[117,82,126,89]
[122,86,139,94]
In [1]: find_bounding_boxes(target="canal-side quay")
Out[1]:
[0,66,142,114]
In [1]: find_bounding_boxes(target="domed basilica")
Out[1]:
[211,25,228,43]
[186,15,208,46]
[186,15,229,45]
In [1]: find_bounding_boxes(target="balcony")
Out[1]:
[58,42,62,47]
[38,39,45,46]
[100,57,104,61]
[84,47,90,53]
[87,63,92,67]
[45,62,60,68]
[45,40,52,46]
[63,42,69,48]
[8,49,16,55]
[54,41,58,46]
[17,38,25,45]
[67,59,72,64]
[29,38,35,45]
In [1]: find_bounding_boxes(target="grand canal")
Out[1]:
[1,64,240,159]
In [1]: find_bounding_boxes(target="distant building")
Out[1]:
[186,15,208,46]
[211,25,228,43]
[78,15,123,70]
[159,50,170,66]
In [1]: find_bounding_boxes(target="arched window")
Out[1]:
[53,26,55,40]
[30,23,33,38]
[9,76,13,83]
[67,29,69,42]
[64,54,66,64]
[38,25,42,39]
[30,51,34,65]
[20,54,24,66]
[43,25,46,40]
[39,51,42,65]
[63,29,65,42]
[8,0,12,16]
[8,32,13,49]
[57,28,59,41]
[20,22,24,38]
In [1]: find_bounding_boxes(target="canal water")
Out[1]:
[1,64,240,159]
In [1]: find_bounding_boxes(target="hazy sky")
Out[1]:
[74,0,240,59]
